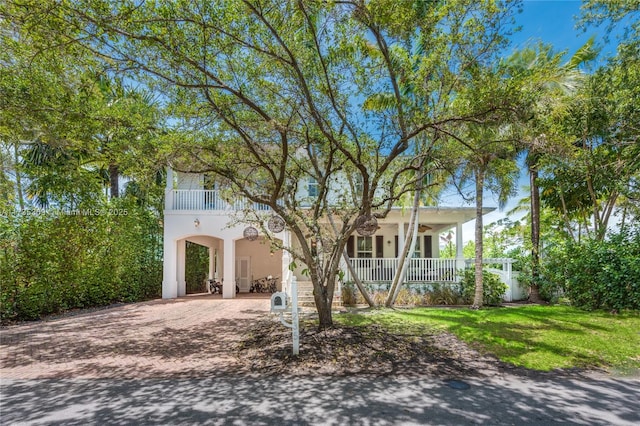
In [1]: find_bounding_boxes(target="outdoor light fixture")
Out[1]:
[194,219,200,227]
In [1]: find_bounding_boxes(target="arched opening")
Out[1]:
[185,241,210,294]
[163,231,286,299]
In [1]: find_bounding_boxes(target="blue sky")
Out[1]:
[512,0,590,55]
[509,0,619,62]
[448,0,621,242]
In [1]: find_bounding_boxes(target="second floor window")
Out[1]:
[308,177,318,197]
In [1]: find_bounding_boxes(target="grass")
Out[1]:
[336,305,640,372]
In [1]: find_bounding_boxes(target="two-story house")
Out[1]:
[161,167,523,303]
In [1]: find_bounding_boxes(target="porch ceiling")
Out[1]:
[382,206,494,226]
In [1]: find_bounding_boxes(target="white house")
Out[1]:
[162,169,521,302]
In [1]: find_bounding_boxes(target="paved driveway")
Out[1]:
[1,295,639,425]
[0,294,271,379]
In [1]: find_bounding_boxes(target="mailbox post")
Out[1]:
[270,276,299,355]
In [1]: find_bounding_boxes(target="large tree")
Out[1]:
[538,58,640,241]
[441,60,523,308]
[0,17,163,209]
[5,0,521,327]
[501,39,597,302]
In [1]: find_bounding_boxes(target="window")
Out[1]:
[354,175,364,197]
[307,177,318,197]
[357,236,373,258]
[411,236,422,258]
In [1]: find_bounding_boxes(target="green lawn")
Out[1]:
[336,306,640,373]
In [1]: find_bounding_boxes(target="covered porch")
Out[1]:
[342,257,520,301]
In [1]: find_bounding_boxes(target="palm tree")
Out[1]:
[504,40,596,302]
[451,126,519,308]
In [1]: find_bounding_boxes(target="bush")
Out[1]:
[0,198,162,322]
[428,283,464,305]
[459,268,507,306]
[543,231,640,311]
[341,282,358,306]
[395,288,422,306]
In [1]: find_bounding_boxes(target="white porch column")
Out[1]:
[162,237,178,299]
[397,222,405,256]
[177,239,186,297]
[455,222,464,258]
[455,222,466,274]
[214,240,221,279]
[223,238,235,299]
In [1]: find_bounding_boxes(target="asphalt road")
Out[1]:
[2,372,639,425]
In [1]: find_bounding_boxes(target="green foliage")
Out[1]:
[543,230,640,311]
[0,198,162,322]
[459,268,507,306]
[462,240,476,258]
[424,283,464,305]
[341,282,358,307]
[185,242,209,293]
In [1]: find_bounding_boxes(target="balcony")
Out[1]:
[166,190,271,211]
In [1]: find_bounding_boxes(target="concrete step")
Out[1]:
[295,280,342,309]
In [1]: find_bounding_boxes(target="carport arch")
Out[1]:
[163,234,224,299]
[162,232,287,299]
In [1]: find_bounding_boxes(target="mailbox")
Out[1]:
[270,292,288,312]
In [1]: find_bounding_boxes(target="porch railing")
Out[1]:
[344,257,513,285]
[345,258,459,283]
[168,189,272,211]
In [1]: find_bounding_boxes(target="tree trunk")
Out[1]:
[343,252,376,307]
[472,167,484,309]
[313,278,334,329]
[109,163,119,198]
[13,142,24,211]
[326,213,376,307]
[385,188,421,307]
[528,164,543,303]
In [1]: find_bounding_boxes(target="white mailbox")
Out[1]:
[270,292,288,312]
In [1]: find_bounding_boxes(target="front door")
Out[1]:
[235,256,251,292]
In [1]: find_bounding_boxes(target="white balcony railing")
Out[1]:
[167,190,272,211]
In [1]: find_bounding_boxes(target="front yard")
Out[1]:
[239,305,640,377]
[336,305,640,373]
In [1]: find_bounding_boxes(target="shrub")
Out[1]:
[395,288,422,306]
[185,241,209,293]
[341,282,358,306]
[0,198,162,322]
[459,268,507,306]
[428,283,464,305]
[543,231,640,311]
